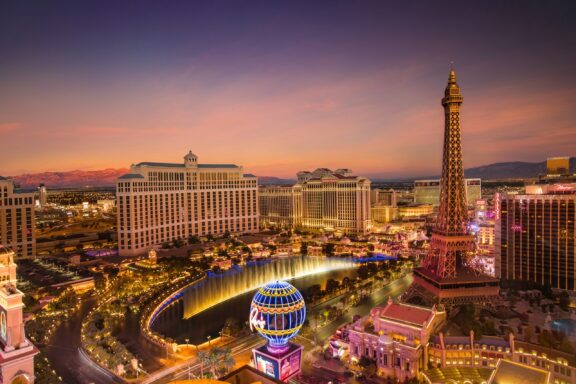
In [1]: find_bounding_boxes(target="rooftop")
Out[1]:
[135,162,239,169]
[489,360,549,384]
[423,367,492,384]
[118,173,145,179]
[379,302,434,326]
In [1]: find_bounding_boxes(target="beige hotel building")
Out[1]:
[0,177,35,258]
[259,168,371,234]
[117,151,258,257]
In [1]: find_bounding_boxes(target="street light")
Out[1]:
[207,335,211,347]
[185,338,189,353]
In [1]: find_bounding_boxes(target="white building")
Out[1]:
[116,151,258,257]
[0,177,35,258]
[259,168,371,234]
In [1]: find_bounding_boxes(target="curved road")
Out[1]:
[43,296,125,384]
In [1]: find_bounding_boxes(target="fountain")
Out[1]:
[180,256,354,318]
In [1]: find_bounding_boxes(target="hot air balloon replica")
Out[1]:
[249,281,305,382]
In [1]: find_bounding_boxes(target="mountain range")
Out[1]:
[3,158,573,188]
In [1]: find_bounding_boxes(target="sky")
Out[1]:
[1,0,575,178]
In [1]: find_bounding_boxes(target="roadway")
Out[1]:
[43,297,125,384]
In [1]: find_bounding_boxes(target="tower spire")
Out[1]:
[448,62,456,84]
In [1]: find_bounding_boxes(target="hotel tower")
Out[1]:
[116,151,258,257]
[0,178,35,258]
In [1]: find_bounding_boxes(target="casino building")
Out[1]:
[0,178,35,258]
[348,298,446,381]
[498,183,576,291]
[259,168,371,234]
[117,151,258,256]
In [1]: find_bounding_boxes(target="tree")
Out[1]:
[366,263,378,277]
[559,291,570,311]
[94,272,106,291]
[357,265,369,280]
[324,243,335,256]
[300,243,308,255]
[307,284,322,300]
[541,283,554,299]
[326,278,340,293]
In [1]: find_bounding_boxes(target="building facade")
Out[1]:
[414,178,481,206]
[371,189,397,207]
[348,299,446,381]
[37,184,47,209]
[116,151,258,257]
[0,246,38,383]
[428,332,575,384]
[258,186,301,229]
[371,205,398,224]
[258,169,371,234]
[0,178,35,258]
[498,190,576,291]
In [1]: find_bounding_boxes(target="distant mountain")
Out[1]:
[4,169,295,189]
[464,158,576,180]
[5,158,574,188]
[9,169,129,188]
[257,176,296,185]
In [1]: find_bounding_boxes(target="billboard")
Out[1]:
[280,349,301,381]
[253,345,303,382]
[254,351,279,378]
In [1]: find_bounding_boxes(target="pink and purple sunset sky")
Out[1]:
[1,1,575,178]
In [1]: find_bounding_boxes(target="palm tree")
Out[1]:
[197,350,209,378]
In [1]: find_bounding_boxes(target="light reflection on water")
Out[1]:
[151,256,357,344]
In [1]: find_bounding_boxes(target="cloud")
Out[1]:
[0,122,22,133]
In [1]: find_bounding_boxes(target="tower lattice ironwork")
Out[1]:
[421,67,477,278]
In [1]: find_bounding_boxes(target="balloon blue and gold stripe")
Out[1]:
[250,281,306,347]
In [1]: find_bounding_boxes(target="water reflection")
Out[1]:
[152,257,357,344]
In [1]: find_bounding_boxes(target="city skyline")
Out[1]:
[1,1,576,178]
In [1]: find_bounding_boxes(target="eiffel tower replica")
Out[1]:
[403,67,500,308]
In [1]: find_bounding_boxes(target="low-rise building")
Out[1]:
[428,332,575,384]
[348,298,446,381]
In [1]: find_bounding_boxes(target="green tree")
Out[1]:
[357,265,369,280]
[94,272,106,291]
[326,278,340,293]
[324,243,335,256]
[559,291,570,311]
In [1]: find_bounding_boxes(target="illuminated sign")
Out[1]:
[280,349,301,381]
[255,353,279,378]
[494,193,501,221]
[253,346,303,382]
[249,307,266,332]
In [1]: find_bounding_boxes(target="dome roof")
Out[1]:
[0,246,14,256]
